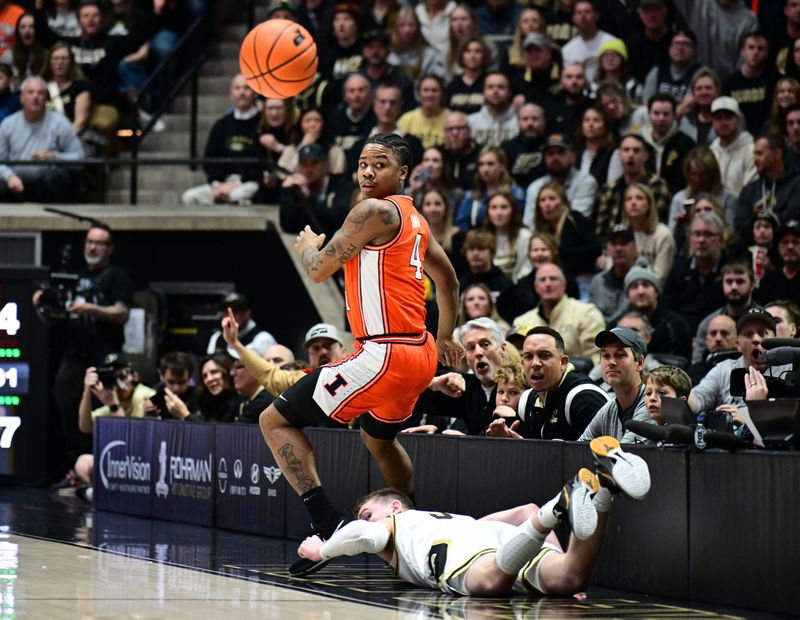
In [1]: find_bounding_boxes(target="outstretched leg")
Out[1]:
[259,403,321,495]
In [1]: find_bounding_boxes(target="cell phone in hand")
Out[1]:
[149,384,167,413]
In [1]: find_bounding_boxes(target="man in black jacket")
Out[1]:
[486,326,608,440]
[501,103,547,189]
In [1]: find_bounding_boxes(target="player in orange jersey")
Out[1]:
[259,133,464,576]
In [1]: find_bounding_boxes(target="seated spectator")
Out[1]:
[145,351,198,421]
[693,262,761,365]
[458,229,513,302]
[765,300,799,338]
[475,0,519,52]
[625,266,691,359]
[486,325,608,440]
[616,310,662,372]
[572,107,622,188]
[439,111,480,190]
[735,133,800,237]
[708,96,757,196]
[500,103,548,192]
[592,38,639,102]
[622,183,676,285]
[397,73,450,148]
[418,188,466,275]
[444,35,487,116]
[221,356,274,424]
[677,67,722,145]
[456,145,525,230]
[685,314,737,386]
[445,4,499,80]
[467,72,518,147]
[596,81,648,139]
[458,282,509,332]
[0,62,20,122]
[643,364,692,425]
[278,142,356,241]
[508,32,560,107]
[41,42,91,142]
[594,133,671,240]
[207,293,275,359]
[258,97,298,203]
[763,77,800,135]
[388,7,446,81]
[532,181,601,287]
[545,0,577,50]
[485,362,527,429]
[415,0,455,56]
[578,327,655,443]
[496,232,581,323]
[746,209,781,282]
[640,93,696,195]
[589,223,640,326]
[512,263,606,365]
[0,76,84,202]
[326,73,376,163]
[668,145,738,242]
[722,32,778,136]
[361,30,415,113]
[181,73,262,206]
[407,145,462,210]
[196,353,237,422]
[278,106,346,176]
[561,0,613,84]
[317,2,364,83]
[263,343,295,367]
[756,220,800,306]
[484,191,531,281]
[1,12,44,84]
[504,7,547,72]
[665,212,730,334]
[543,63,593,137]
[44,0,80,38]
[641,29,700,107]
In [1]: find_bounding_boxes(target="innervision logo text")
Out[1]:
[99,440,151,493]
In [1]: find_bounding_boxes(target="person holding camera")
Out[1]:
[35,223,133,481]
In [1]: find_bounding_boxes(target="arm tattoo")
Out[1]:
[278,443,316,494]
[302,247,322,274]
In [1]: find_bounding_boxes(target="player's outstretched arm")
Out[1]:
[297,519,393,562]
[425,236,464,368]
[296,198,400,282]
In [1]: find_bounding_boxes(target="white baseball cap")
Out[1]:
[710,96,741,116]
[303,323,343,348]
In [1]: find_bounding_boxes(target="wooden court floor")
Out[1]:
[0,488,782,619]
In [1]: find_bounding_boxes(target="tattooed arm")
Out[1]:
[295,198,400,282]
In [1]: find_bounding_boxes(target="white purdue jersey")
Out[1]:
[390,509,517,595]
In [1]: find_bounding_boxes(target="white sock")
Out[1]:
[495,520,547,575]
[593,487,613,513]
[537,495,560,530]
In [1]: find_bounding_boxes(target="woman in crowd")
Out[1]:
[532,181,601,289]
[444,35,488,116]
[408,145,463,208]
[593,38,639,102]
[573,106,621,186]
[747,209,782,280]
[41,41,91,138]
[623,183,676,286]
[505,7,547,70]
[668,145,738,246]
[397,73,450,148]
[388,8,446,81]
[419,187,465,273]
[763,77,800,135]
[496,231,580,323]
[2,13,45,83]
[596,80,648,138]
[365,0,400,31]
[196,354,237,422]
[458,282,509,331]
[278,106,345,175]
[445,3,498,79]
[483,191,532,282]
[258,97,297,202]
[455,146,525,230]
[677,67,722,145]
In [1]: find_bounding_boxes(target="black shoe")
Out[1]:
[75,485,93,503]
[289,518,348,577]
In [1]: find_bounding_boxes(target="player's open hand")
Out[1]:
[221,308,240,345]
[295,225,326,254]
[436,338,464,369]
[298,535,323,561]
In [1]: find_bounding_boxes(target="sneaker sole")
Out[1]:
[570,468,599,541]
[590,436,651,500]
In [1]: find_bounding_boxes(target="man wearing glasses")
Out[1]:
[35,223,134,485]
[440,111,480,190]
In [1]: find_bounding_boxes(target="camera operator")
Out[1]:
[73,352,154,501]
[687,309,792,426]
[35,223,133,475]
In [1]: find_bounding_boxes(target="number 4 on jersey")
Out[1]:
[409,234,423,280]
[0,303,20,336]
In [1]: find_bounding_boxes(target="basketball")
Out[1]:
[239,19,318,99]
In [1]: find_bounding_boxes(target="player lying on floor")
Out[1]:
[297,436,651,596]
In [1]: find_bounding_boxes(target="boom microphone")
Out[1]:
[694,427,748,451]
[765,347,800,366]
[762,338,800,350]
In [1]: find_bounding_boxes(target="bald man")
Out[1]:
[264,344,295,367]
[686,314,737,386]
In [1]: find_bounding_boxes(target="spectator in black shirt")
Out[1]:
[440,111,480,191]
[361,29,415,114]
[501,102,547,189]
[756,220,800,306]
[626,0,673,83]
[444,35,487,116]
[542,62,593,136]
[458,229,514,303]
[509,32,560,107]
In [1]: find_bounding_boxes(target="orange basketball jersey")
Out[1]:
[344,194,429,341]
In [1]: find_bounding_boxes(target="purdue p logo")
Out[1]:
[324,373,349,396]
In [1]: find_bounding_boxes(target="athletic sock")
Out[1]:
[537,495,560,530]
[301,487,342,537]
[592,487,613,513]
[495,520,547,575]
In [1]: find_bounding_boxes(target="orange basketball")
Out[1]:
[239,19,318,99]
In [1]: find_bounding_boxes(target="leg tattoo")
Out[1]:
[278,443,316,494]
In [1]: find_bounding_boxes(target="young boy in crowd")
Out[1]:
[643,365,692,425]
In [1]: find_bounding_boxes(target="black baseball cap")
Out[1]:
[103,352,130,369]
[736,308,776,332]
[363,29,390,46]
[220,292,250,310]
[595,327,647,358]
[607,223,634,244]
[777,219,800,240]
[298,143,326,162]
[544,133,572,150]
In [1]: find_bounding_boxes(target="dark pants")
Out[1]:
[52,357,93,465]
[0,167,71,203]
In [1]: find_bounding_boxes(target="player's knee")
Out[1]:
[74,454,93,482]
[259,403,285,436]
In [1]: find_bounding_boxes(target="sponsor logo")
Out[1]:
[218,457,228,493]
[263,466,283,484]
[98,440,151,494]
[234,459,243,479]
[250,463,259,485]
